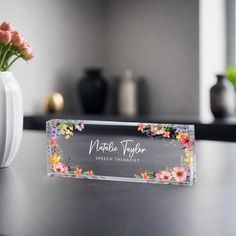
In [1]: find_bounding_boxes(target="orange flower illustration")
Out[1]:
[74,166,83,175]
[163,131,170,138]
[138,123,145,133]
[140,171,150,180]
[87,170,94,176]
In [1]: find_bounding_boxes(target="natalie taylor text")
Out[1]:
[88,139,147,158]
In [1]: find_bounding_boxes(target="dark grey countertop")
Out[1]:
[0,130,236,236]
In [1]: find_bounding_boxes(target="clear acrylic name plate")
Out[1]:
[47,119,196,185]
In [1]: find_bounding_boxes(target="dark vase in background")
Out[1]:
[78,68,108,114]
[210,74,235,118]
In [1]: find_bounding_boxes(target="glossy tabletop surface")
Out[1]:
[0,131,236,236]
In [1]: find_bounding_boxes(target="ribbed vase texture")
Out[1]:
[0,72,23,167]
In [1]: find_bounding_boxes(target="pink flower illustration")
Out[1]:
[50,137,57,147]
[51,120,57,128]
[63,166,69,174]
[176,132,191,149]
[0,22,14,31]
[52,163,64,173]
[172,166,187,183]
[150,125,165,135]
[11,31,24,46]
[0,30,11,44]
[157,128,165,135]
[150,125,157,133]
[75,122,84,131]
[156,170,172,182]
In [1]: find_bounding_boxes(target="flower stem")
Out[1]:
[5,55,21,71]
[0,44,11,70]
[0,44,3,61]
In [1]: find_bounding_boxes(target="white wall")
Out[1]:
[199,0,226,122]
[226,0,235,66]
[105,0,199,117]
[0,0,106,115]
[1,0,199,117]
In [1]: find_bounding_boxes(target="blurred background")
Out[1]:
[0,0,234,132]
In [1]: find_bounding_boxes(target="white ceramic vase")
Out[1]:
[0,72,23,168]
[118,70,138,117]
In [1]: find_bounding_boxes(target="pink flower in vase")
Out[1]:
[172,166,187,183]
[20,46,33,60]
[24,50,34,60]
[0,21,34,71]
[52,163,64,173]
[0,30,11,45]
[11,31,24,46]
[156,170,172,182]
[19,42,34,60]
[0,22,14,31]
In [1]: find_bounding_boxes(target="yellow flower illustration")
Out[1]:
[176,132,184,140]
[60,124,74,139]
[50,153,61,165]
[185,149,190,164]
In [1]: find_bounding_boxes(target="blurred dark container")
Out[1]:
[78,68,108,114]
[210,74,235,118]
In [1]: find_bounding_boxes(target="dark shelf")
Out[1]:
[24,114,236,142]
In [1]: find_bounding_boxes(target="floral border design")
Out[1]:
[47,120,195,185]
[134,123,194,184]
[47,120,97,179]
